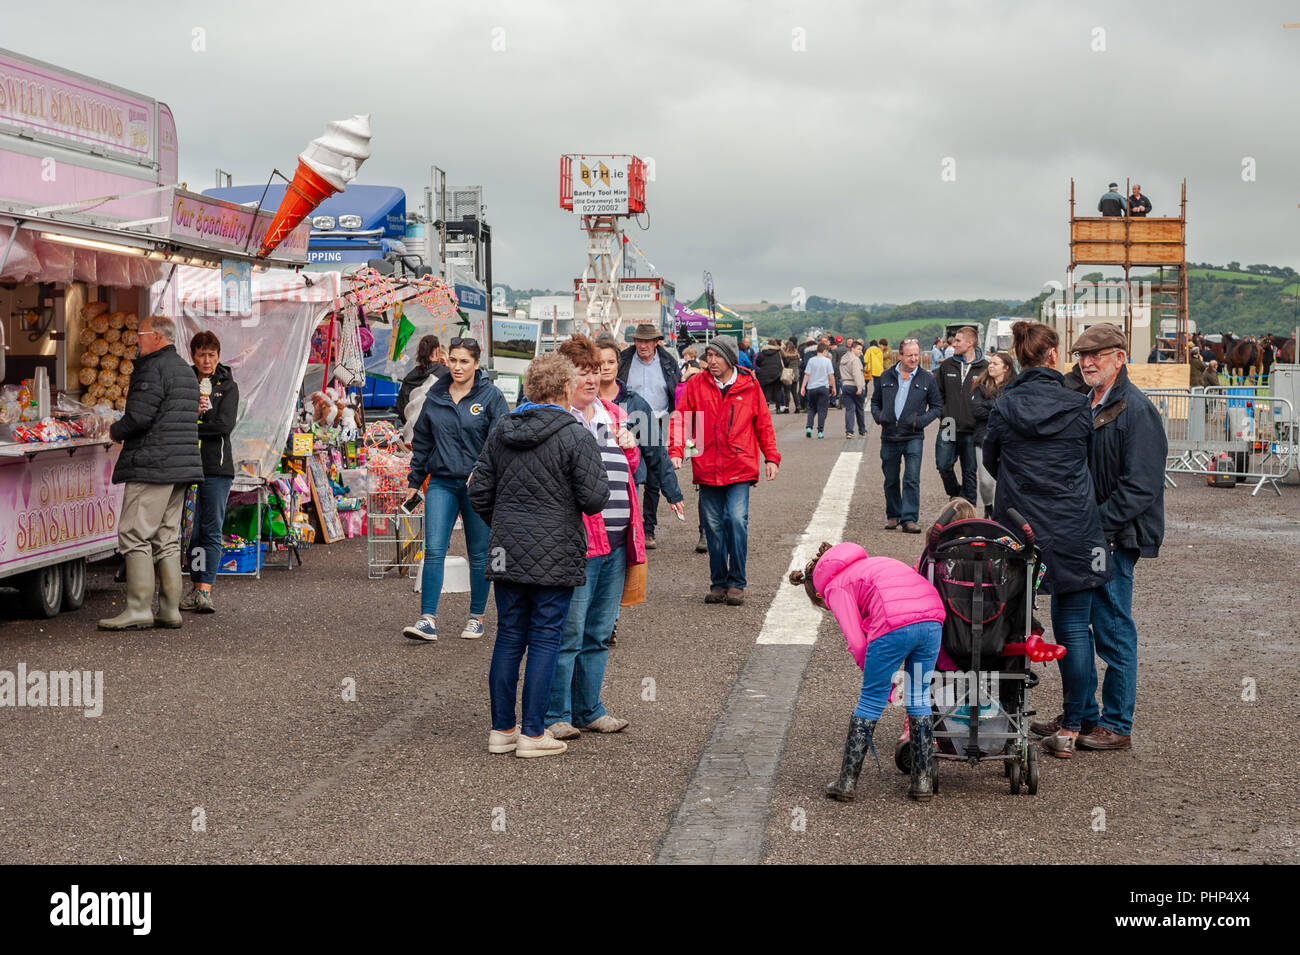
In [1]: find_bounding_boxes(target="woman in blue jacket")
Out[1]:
[982,322,1110,760]
[402,338,508,643]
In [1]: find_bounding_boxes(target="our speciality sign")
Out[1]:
[570,154,631,215]
[167,190,311,261]
[0,50,155,161]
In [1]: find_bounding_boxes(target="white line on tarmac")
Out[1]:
[755,451,863,646]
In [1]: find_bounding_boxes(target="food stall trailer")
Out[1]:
[0,48,310,616]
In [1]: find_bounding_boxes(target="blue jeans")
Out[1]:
[854,621,942,719]
[842,385,867,434]
[420,476,491,618]
[880,437,924,524]
[489,582,573,737]
[699,482,750,590]
[1049,587,1102,732]
[548,546,627,727]
[805,387,830,430]
[936,430,978,505]
[1089,547,1140,735]
[189,475,232,585]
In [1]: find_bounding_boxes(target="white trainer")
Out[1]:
[515,730,568,758]
[488,726,520,754]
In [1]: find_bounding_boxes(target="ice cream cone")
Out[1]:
[257,160,339,258]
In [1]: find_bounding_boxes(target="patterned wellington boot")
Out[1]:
[825,716,878,802]
[908,714,935,802]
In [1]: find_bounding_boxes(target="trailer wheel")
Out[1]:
[22,564,64,619]
[61,559,86,611]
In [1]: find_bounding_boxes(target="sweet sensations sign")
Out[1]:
[0,446,121,572]
[0,51,155,160]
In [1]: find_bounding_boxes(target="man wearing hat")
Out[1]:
[618,323,681,549]
[669,334,780,606]
[1098,182,1127,217]
[1037,323,1166,751]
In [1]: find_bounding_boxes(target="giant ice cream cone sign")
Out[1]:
[257,114,372,258]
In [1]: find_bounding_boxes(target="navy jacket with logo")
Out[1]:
[408,370,509,486]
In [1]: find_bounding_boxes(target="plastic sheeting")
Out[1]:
[158,266,342,482]
[0,225,40,281]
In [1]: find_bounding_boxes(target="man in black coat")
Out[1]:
[1069,323,1167,752]
[100,315,205,631]
[870,340,943,532]
[934,325,988,505]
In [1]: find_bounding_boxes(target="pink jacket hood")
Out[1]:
[814,542,946,669]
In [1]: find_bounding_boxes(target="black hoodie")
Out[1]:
[982,366,1110,595]
[468,403,609,587]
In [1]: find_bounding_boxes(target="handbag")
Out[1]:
[620,560,647,607]
[780,366,796,385]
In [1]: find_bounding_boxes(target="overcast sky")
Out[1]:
[7,0,1299,304]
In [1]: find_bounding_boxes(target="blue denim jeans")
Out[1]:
[842,385,867,434]
[699,482,750,590]
[805,387,830,431]
[547,545,627,727]
[880,437,924,524]
[935,430,978,505]
[420,475,491,618]
[1089,547,1140,735]
[490,582,573,737]
[189,475,232,585]
[854,621,942,719]
[1049,587,1102,732]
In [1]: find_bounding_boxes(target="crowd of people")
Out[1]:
[95,312,1168,785]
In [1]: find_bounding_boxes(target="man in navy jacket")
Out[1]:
[870,339,943,532]
[1068,323,1166,752]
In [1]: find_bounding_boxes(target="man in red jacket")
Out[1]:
[670,335,780,605]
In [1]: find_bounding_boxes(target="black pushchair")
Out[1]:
[894,508,1046,795]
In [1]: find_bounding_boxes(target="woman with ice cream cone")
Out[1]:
[181,331,240,614]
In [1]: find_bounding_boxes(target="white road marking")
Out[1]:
[755,451,863,646]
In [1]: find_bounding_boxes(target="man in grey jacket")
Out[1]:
[100,315,205,631]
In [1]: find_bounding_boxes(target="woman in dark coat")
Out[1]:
[468,352,609,759]
[754,338,785,409]
[982,322,1110,760]
[180,331,239,614]
[394,334,449,423]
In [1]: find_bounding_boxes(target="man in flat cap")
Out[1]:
[1098,182,1127,217]
[617,323,681,548]
[1050,323,1166,751]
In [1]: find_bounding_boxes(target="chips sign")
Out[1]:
[570,155,631,215]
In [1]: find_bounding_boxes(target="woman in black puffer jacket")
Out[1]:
[982,322,1109,760]
[468,352,609,759]
[755,339,785,409]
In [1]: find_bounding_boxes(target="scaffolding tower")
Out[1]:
[1066,178,1189,361]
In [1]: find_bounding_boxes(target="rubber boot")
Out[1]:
[98,553,156,630]
[825,716,878,802]
[154,558,184,629]
[983,505,994,520]
[695,529,708,553]
[908,714,935,802]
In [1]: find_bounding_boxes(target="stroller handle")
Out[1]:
[1005,507,1035,546]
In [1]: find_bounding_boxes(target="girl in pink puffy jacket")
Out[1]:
[789,541,946,803]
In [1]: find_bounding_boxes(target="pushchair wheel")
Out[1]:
[1009,755,1023,795]
[1003,759,1011,778]
[930,762,939,795]
[1027,745,1039,795]
[894,739,911,774]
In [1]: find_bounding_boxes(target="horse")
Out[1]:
[1224,334,1263,384]
[1265,333,1295,365]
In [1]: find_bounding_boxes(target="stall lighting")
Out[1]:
[146,250,167,261]
[337,214,363,229]
[38,232,147,256]
[311,215,336,230]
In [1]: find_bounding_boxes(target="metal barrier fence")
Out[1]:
[1143,388,1298,496]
